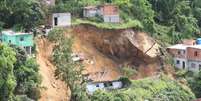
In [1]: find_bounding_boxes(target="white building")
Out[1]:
[52,13,71,27]
[86,80,123,94]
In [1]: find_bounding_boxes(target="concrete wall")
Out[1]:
[188,60,201,72]
[173,57,188,70]
[84,9,97,17]
[86,81,123,94]
[52,13,71,27]
[86,82,105,94]
[103,15,120,23]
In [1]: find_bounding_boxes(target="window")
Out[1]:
[178,51,181,55]
[191,63,196,68]
[176,60,180,64]
[183,50,186,54]
[96,84,99,87]
[194,51,198,56]
[199,65,201,71]
[20,37,24,41]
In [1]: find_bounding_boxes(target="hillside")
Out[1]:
[36,37,69,101]
[72,24,161,79]
[35,24,162,100]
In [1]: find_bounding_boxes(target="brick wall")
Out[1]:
[167,48,186,58]
[100,5,119,16]
[187,47,201,61]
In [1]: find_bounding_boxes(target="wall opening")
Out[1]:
[54,17,58,26]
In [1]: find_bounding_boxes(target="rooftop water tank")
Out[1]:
[196,38,201,45]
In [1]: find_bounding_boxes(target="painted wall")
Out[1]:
[173,57,188,70]
[103,15,120,23]
[2,33,33,47]
[86,81,123,94]
[188,60,201,72]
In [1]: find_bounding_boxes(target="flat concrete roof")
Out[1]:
[167,44,201,50]
[2,30,32,36]
[167,44,189,50]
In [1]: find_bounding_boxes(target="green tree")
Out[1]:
[51,30,89,101]
[11,45,41,100]
[0,44,17,101]
[0,0,44,30]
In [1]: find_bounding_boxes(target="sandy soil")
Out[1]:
[36,38,69,101]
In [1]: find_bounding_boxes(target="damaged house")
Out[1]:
[86,79,123,94]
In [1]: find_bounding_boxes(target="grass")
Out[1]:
[72,19,143,30]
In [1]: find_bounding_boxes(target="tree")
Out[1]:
[11,45,41,100]
[0,0,44,30]
[149,0,199,37]
[51,30,89,101]
[0,44,17,101]
[188,71,201,98]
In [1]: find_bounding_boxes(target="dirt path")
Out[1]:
[36,37,69,101]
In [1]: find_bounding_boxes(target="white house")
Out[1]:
[52,13,71,27]
[86,80,123,94]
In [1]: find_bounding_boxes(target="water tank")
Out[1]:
[196,38,201,45]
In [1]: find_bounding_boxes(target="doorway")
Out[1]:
[54,17,58,26]
[182,61,185,69]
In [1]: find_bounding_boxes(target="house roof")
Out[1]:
[167,44,189,50]
[52,12,71,16]
[84,6,97,10]
[2,30,32,36]
[188,45,201,49]
[167,44,201,50]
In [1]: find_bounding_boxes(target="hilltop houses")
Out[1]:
[0,30,34,54]
[83,4,120,23]
[167,39,201,72]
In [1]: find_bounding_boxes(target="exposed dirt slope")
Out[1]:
[72,37,121,81]
[36,37,69,101]
[72,24,161,79]
[72,25,160,66]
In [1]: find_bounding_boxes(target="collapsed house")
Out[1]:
[0,30,34,54]
[86,79,123,94]
[83,4,120,23]
[167,39,201,73]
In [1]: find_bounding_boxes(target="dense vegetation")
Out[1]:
[0,44,41,101]
[0,0,44,31]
